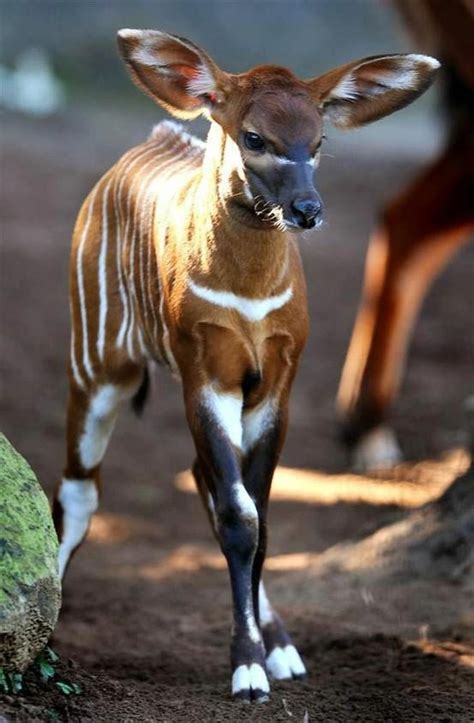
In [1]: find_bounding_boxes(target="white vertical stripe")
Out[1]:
[125,158,164,357]
[153,147,201,370]
[146,195,161,354]
[125,144,190,357]
[76,184,99,380]
[137,326,147,357]
[97,178,112,360]
[70,328,85,389]
[114,145,163,351]
[118,143,181,356]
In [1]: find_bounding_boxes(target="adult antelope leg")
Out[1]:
[53,368,143,580]
[337,130,474,470]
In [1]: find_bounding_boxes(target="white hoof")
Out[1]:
[232,663,270,701]
[352,426,403,472]
[266,644,306,680]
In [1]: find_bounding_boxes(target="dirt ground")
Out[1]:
[1,110,473,722]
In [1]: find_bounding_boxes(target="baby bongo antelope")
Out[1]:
[53,29,439,702]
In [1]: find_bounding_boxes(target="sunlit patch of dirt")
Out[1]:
[412,639,474,669]
[176,448,469,509]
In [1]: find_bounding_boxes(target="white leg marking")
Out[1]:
[97,178,112,361]
[244,608,261,644]
[232,665,250,695]
[207,491,218,532]
[284,645,306,676]
[259,582,307,679]
[232,481,258,523]
[78,384,128,469]
[258,582,274,627]
[266,647,292,680]
[242,399,275,454]
[76,184,99,380]
[57,478,98,579]
[352,425,403,472]
[232,483,260,644]
[232,664,270,696]
[266,644,306,680]
[201,385,243,448]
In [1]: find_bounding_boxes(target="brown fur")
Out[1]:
[337,1,474,449]
[54,29,440,701]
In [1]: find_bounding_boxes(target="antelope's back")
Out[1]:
[69,121,206,373]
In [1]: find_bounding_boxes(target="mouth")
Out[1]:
[253,196,324,233]
[282,215,325,233]
[253,197,287,231]
[249,197,324,233]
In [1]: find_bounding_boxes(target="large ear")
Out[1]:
[305,54,440,129]
[117,29,229,118]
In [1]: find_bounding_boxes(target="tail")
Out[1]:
[131,366,150,416]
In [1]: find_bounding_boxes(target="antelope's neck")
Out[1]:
[189,123,290,298]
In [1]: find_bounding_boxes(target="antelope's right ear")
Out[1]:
[117,29,228,118]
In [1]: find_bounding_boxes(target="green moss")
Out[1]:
[0,434,59,608]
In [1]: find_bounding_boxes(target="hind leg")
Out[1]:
[53,366,143,579]
[337,132,474,470]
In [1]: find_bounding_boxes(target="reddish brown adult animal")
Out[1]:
[53,29,438,702]
[337,0,474,470]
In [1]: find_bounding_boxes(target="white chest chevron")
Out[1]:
[188,279,293,322]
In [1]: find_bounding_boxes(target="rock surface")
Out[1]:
[0,434,61,671]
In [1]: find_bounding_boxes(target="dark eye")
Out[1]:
[244,131,265,152]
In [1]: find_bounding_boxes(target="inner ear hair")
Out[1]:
[313,53,440,129]
[117,29,221,116]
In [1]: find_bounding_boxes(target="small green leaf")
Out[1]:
[55,679,82,696]
[0,668,8,693]
[46,647,60,663]
[56,680,73,695]
[39,660,56,683]
[8,671,23,694]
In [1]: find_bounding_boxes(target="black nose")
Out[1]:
[291,198,322,229]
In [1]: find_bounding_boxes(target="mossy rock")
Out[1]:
[0,433,61,671]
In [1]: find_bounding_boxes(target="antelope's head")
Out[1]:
[118,29,439,232]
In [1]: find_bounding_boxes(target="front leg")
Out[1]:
[242,398,307,681]
[184,380,270,703]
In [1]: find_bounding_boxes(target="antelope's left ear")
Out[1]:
[117,29,230,118]
[305,54,440,128]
